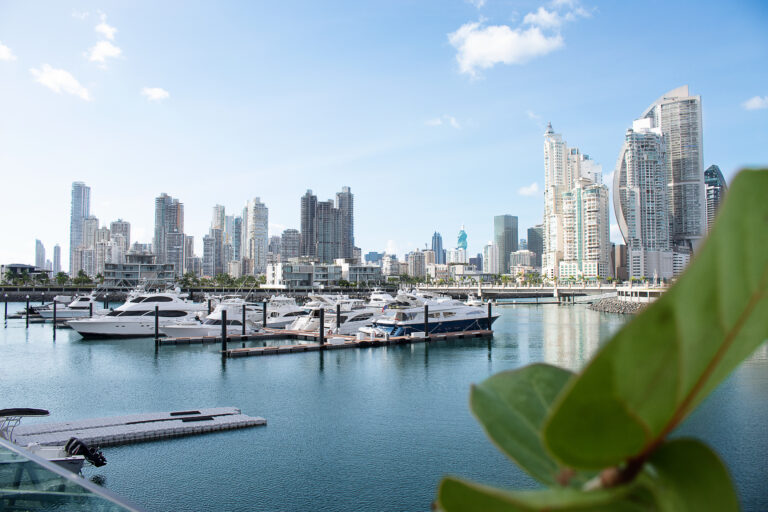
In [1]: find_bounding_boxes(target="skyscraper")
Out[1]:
[232,216,242,262]
[53,244,61,274]
[316,200,341,263]
[35,240,45,269]
[542,123,567,279]
[153,193,184,268]
[431,232,445,264]
[336,186,354,259]
[184,235,195,275]
[640,86,705,252]
[614,118,673,279]
[281,229,301,260]
[69,181,90,275]
[704,165,727,232]
[482,242,499,274]
[527,225,544,269]
[245,198,269,274]
[560,178,612,279]
[109,219,131,252]
[300,190,317,258]
[494,215,518,274]
[212,205,226,231]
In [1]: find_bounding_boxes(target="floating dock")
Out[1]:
[159,328,493,357]
[12,407,266,447]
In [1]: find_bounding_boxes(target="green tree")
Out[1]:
[54,272,69,285]
[436,170,768,512]
[72,270,92,285]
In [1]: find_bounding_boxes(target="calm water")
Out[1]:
[1,303,767,511]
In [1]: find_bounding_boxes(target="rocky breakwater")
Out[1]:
[588,297,646,315]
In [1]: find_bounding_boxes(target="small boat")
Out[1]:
[0,408,106,473]
[160,299,262,338]
[465,294,484,307]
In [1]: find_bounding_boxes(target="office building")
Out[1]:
[109,220,131,252]
[53,244,61,274]
[482,242,499,274]
[431,232,445,264]
[527,225,544,269]
[336,186,354,259]
[153,193,184,268]
[704,164,727,232]
[560,178,612,279]
[300,190,317,258]
[35,240,45,269]
[245,198,269,274]
[494,215,518,275]
[281,229,301,261]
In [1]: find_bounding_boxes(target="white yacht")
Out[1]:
[38,293,106,319]
[465,294,484,307]
[0,408,106,473]
[160,299,262,338]
[360,292,499,337]
[367,289,396,310]
[67,291,205,339]
[261,296,307,329]
[286,295,366,332]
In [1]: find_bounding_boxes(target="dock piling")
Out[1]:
[208,299,212,315]
[242,304,246,335]
[262,301,267,328]
[221,310,228,352]
[487,301,492,328]
[3,294,7,324]
[336,304,341,333]
[154,305,160,346]
[424,305,429,336]
[319,308,325,347]
[89,302,93,318]
[53,301,57,340]
[25,296,29,328]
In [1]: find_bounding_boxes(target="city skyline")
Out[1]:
[1,1,766,266]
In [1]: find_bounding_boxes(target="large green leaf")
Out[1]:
[642,438,739,512]
[436,476,654,512]
[544,169,768,469]
[470,363,591,486]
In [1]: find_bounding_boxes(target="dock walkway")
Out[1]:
[13,407,265,447]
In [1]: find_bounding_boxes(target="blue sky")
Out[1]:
[1,0,766,267]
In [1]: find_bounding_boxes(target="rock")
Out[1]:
[587,297,646,315]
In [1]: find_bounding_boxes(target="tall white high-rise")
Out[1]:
[109,220,131,252]
[53,244,61,274]
[482,242,499,274]
[543,123,567,279]
[640,86,705,252]
[614,118,673,279]
[35,240,45,269]
[69,181,91,275]
[560,178,612,279]
[245,198,269,274]
[212,205,226,231]
[153,193,184,273]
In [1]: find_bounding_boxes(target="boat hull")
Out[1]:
[370,315,499,337]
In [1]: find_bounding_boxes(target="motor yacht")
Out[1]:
[464,294,484,307]
[67,291,205,339]
[367,289,396,310]
[287,295,367,332]
[38,293,106,319]
[360,292,499,337]
[0,408,105,473]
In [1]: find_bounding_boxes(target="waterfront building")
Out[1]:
[166,231,186,277]
[469,253,483,270]
[336,259,384,284]
[109,219,131,252]
[382,254,399,276]
[704,165,727,232]
[268,236,282,261]
[423,250,436,266]
[446,248,468,264]
[202,233,215,277]
[69,181,91,276]
[510,250,537,268]
[431,232,445,264]
[153,193,184,267]
[110,234,126,265]
[527,224,544,269]
[336,186,354,259]
[244,198,269,274]
[640,86,705,253]
[103,251,175,288]
[614,117,673,280]
[559,178,612,279]
[53,244,61,274]
[482,242,499,274]
[407,250,425,278]
[352,247,362,264]
[95,240,112,277]
[542,123,567,279]
[35,239,45,269]
[281,229,301,261]
[228,260,242,278]
[426,263,450,281]
[315,200,341,263]
[300,190,317,258]
[231,216,242,262]
[612,243,628,282]
[494,215,518,274]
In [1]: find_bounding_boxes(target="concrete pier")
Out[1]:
[12,407,266,447]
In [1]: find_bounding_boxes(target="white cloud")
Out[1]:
[141,87,170,102]
[95,13,117,40]
[425,114,461,129]
[448,21,563,76]
[523,7,563,28]
[518,182,540,196]
[30,64,91,101]
[526,109,540,120]
[87,40,122,64]
[0,42,16,61]
[742,96,768,111]
[72,10,90,20]
[466,0,486,8]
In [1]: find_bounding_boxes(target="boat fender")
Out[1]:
[65,437,107,467]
